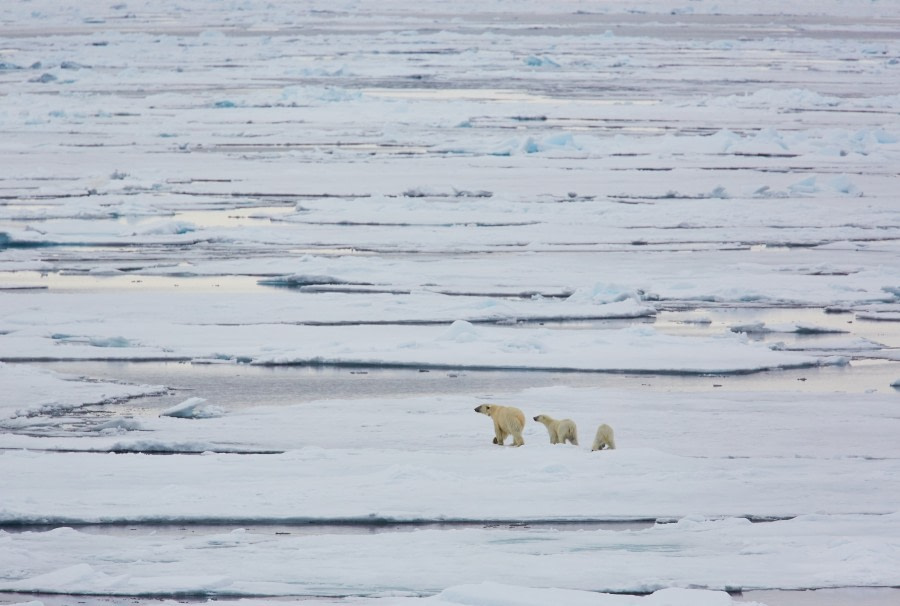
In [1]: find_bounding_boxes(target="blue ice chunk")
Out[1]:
[828,175,860,195]
[789,176,819,194]
[89,336,134,348]
[709,186,729,199]
[524,55,560,68]
[873,129,898,144]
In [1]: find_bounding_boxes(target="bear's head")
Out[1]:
[474,404,493,415]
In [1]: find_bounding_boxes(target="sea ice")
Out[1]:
[2,1,900,603]
[159,397,226,419]
[0,362,163,421]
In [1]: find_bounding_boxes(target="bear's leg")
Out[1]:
[494,422,507,446]
[512,430,524,447]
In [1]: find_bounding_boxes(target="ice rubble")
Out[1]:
[159,397,226,419]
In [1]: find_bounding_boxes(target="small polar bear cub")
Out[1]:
[533,414,578,445]
[474,403,525,447]
[591,423,616,451]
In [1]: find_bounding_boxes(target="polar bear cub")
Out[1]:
[533,414,578,445]
[591,423,616,451]
[474,404,525,446]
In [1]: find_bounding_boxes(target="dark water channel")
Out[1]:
[28,355,900,424]
[0,520,652,536]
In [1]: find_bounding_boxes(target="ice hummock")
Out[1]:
[160,397,226,419]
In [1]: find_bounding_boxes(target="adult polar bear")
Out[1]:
[474,404,525,446]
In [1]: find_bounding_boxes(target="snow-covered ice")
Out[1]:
[158,396,225,419]
[2,0,900,604]
[0,362,163,421]
[2,515,898,596]
[2,383,899,601]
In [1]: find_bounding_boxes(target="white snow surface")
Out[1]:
[159,397,225,419]
[3,1,900,604]
[2,383,899,599]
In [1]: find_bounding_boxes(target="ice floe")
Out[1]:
[0,514,898,597]
[0,362,163,421]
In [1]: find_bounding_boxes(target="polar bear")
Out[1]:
[591,423,616,451]
[533,414,578,445]
[474,404,525,446]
